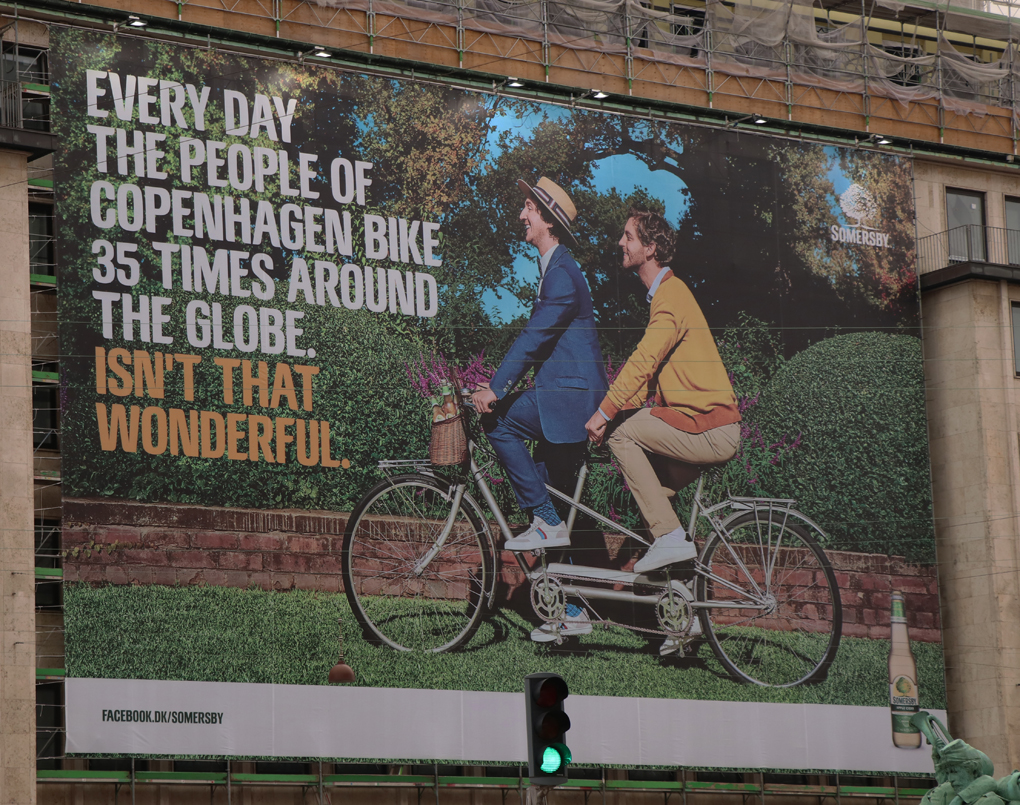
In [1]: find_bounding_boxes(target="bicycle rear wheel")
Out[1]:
[695,510,842,687]
[342,474,493,653]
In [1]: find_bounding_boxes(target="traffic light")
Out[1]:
[524,672,571,786]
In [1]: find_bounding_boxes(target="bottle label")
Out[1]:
[891,713,920,733]
[891,598,906,622]
[890,675,919,732]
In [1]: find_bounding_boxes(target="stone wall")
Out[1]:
[64,498,941,642]
[0,148,37,805]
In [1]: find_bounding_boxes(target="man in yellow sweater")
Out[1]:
[585,210,741,574]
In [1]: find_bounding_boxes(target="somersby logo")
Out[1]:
[830,184,892,249]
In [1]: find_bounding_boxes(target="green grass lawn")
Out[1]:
[64,583,946,708]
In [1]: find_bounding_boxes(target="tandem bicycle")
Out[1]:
[340,398,843,688]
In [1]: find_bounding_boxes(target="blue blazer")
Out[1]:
[491,245,608,444]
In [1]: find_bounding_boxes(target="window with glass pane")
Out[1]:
[36,682,62,770]
[29,203,54,276]
[1,43,49,83]
[33,385,59,450]
[946,188,986,262]
[35,518,61,610]
[1006,198,1020,266]
[1013,304,1020,376]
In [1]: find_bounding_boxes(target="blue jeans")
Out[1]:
[483,390,585,512]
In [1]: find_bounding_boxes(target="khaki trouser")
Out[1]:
[608,410,740,539]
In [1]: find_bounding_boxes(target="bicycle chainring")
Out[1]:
[531,575,567,623]
[656,589,694,638]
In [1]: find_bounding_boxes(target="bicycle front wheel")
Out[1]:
[695,510,842,687]
[342,475,494,653]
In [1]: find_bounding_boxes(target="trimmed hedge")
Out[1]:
[749,333,935,563]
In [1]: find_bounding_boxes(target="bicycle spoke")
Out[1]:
[697,511,842,687]
[343,477,491,653]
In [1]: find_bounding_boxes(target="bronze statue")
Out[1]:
[910,712,1020,805]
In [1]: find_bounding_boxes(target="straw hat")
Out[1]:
[517,176,578,245]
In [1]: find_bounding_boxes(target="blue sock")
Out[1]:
[565,604,583,617]
[533,500,562,526]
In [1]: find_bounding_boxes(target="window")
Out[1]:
[946,188,986,262]
[896,777,937,790]
[1,44,49,131]
[883,44,924,86]
[670,5,705,36]
[89,758,149,772]
[629,768,676,781]
[1006,197,1020,266]
[254,761,308,774]
[670,5,704,56]
[763,773,810,784]
[175,760,228,773]
[1,43,49,84]
[36,682,63,770]
[35,518,61,609]
[696,771,745,783]
[334,763,389,774]
[33,385,59,451]
[1012,303,1020,376]
[29,203,55,277]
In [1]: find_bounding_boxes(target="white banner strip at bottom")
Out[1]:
[66,678,940,773]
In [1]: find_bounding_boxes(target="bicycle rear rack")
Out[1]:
[377,459,432,475]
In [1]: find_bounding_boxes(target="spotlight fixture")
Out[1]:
[298,47,333,62]
[126,15,147,27]
[725,112,767,129]
[570,88,610,105]
[495,77,526,92]
[867,133,892,145]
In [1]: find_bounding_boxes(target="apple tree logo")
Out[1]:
[831,183,891,248]
[839,184,878,229]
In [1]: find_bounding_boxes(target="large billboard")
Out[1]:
[53,28,944,773]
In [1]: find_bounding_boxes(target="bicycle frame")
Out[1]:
[379,435,809,615]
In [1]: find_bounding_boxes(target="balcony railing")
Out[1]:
[916,225,1020,274]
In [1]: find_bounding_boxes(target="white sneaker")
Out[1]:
[659,618,702,656]
[634,527,697,573]
[659,636,683,656]
[504,517,569,551]
[531,609,593,643]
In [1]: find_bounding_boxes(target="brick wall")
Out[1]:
[63,498,941,642]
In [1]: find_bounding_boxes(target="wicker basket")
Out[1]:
[430,415,468,466]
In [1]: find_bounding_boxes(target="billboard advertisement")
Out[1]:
[53,28,944,772]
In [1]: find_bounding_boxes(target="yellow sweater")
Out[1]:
[600,271,740,433]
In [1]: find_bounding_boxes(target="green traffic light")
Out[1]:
[540,746,564,774]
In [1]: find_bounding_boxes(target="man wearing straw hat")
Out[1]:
[472,177,607,633]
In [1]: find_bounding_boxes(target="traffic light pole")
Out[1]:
[527,784,555,805]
